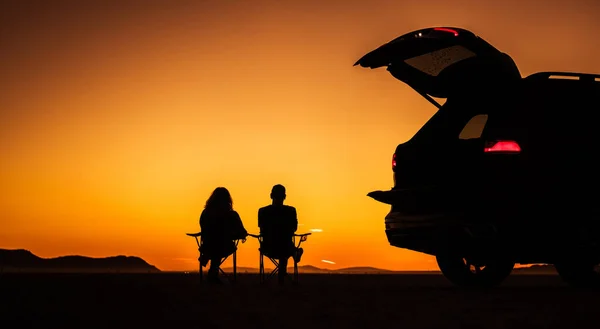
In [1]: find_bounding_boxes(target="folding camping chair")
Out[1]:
[186,232,244,283]
[248,232,311,284]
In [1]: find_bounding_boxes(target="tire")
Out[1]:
[436,249,514,288]
[554,260,600,287]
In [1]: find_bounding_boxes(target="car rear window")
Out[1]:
[404,45,477,77]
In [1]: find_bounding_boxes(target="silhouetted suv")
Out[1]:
[355,27,600,287]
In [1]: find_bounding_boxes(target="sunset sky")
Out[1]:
[2,0,599,272]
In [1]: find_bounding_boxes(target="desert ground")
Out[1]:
[1,272,598,329]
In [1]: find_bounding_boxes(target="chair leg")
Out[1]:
[216,254,238,283]
[199,259,203,283]
[270,259,279,280]
[261,258,280,283]
[259,253,264,284]
[233,250,237,283]
[293,259,298,284]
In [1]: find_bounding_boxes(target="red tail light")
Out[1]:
[392,153,397,169]
[484,140,521,153]
[433,27,459,36]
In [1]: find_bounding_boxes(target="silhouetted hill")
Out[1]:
[335,266,398,274]
[221,265,415,274]
[299,265,331,273]
[221,264,559,275]
[513,264,556,274]
[0,249,160,273]
[223,266,261,273]
[222,265,335,274]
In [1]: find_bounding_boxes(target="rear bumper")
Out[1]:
[369,186,459,254]
[383,211,463,255]
[385,228,437,256]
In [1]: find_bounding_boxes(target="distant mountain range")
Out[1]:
[222,264,557,275]
[221,265,412,274]
[0,249,160,273]
[512,264,556,274]
[0,248,558,274]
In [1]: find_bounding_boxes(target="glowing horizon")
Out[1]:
[2,0,599,272]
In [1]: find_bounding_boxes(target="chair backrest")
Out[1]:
[260,226,294,246]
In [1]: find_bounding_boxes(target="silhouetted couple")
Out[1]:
[199,184,302,284]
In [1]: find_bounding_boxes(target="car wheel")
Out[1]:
[554,260,600,287]
[436,249,514,288]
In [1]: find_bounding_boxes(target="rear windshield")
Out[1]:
[404,45,477,77]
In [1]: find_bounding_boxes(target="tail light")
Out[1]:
[484,140,521,153]
[433,27,459,36]
[392,153,397,169]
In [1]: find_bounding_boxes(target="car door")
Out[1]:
[354,27,522,106]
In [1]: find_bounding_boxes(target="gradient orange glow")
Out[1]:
[1,0,599,271]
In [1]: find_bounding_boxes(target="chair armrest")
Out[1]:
[294,232,311,243]
[186,232,202,237]
[294,233,312,237]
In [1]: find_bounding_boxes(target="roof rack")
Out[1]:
[526,71,600,82]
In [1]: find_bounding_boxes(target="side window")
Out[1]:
[458,114,488,140]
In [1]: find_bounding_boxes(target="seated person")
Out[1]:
[200,187,248,284]
[258,184,302,284]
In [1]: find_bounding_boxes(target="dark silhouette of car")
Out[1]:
[355,27,600,287]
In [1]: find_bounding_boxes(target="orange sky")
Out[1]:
[1,0,600,272]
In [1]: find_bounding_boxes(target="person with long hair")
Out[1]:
[200,187,247,283]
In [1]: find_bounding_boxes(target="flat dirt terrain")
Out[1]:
[1,273,598,329]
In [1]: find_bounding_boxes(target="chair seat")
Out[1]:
[187,232,241,284]
[202,242,237,258]
[259,247,295,259]
[248,232,310,284]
